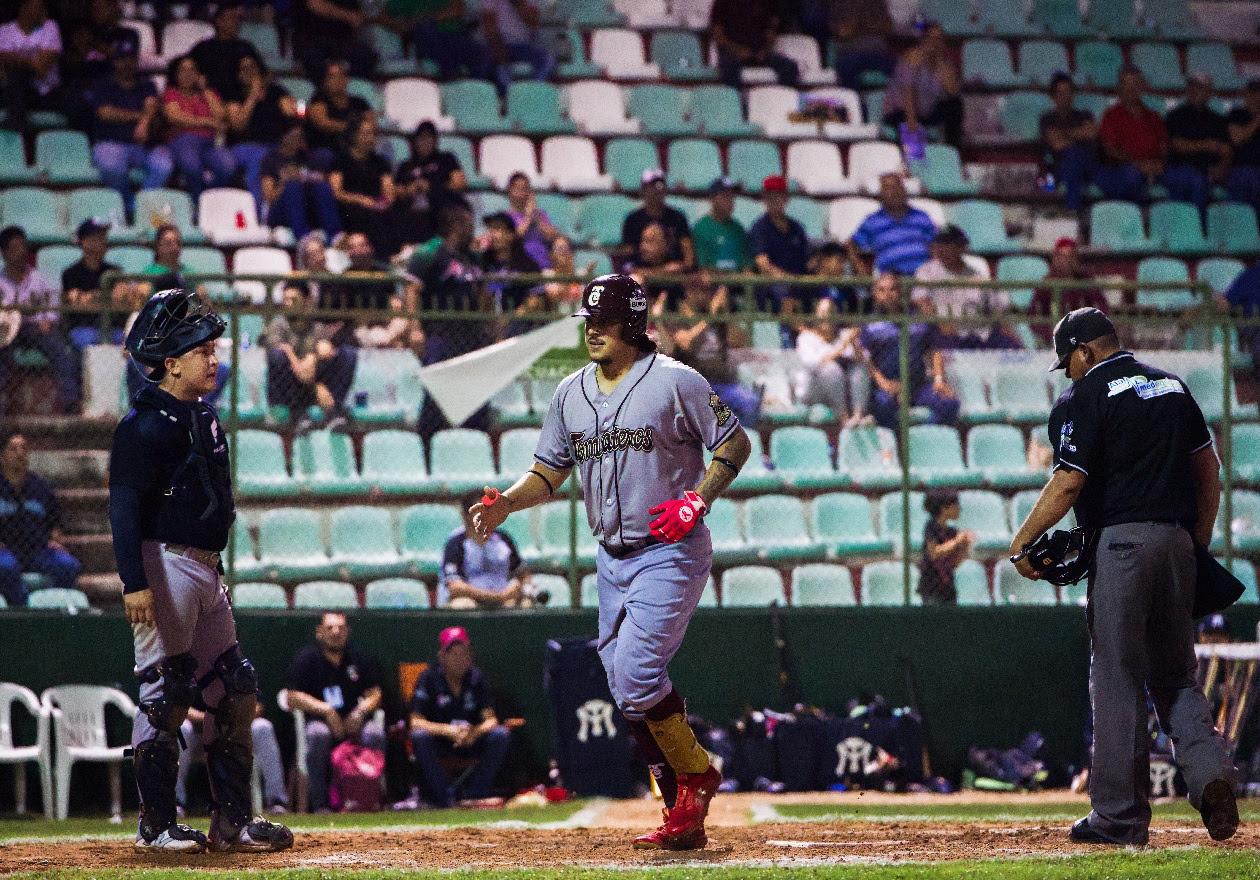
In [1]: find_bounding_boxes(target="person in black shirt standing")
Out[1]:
[1009,308,1238,846]
[188,3,260,103]
[330,113,407,257]
[1164,72,1231,210]
[917,490,973,606]
[284,611,387,812]
[408,626,511,807]
[63,219,140,347]
[225,56,299,210]
[0,430,80,606]
[1226,79,1260,213]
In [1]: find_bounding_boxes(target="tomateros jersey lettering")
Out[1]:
[571,426,656,463]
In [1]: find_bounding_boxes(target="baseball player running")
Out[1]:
[472,274,751,850]
[109,289,292,854]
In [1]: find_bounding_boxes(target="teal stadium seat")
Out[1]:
[1131,42,1185,90]
[1232,491,1260,553]
[537,501,598,567]
[976,1,1041,36]
[1197,258,1244,296]
[367,23,416,76]
[920,0,982,35]
[1217,559,1259,603]
[1,188,67,244]
[908,425,981,487]
[498,426,542,476]
[947,200,1021,255]
[1090,201,1156,253]
[744,494,824,562]
[1207,202,1260,254]
[967,424,1044,488]
[257,508,336,582]
[399,503,462,575]
[878,491,928,555]
[365,578,430,609]
[1017,41,1071,87]
[232,582,288,609]
[769,426,849,490]
[240,21,291,71]
[578,194,637,245]
[530,573,573,608]
[293,429,364,496]
[720,566,784,607]
[67,188,137,242]
[1086,0,1151,38]
[650,31,715,82]
[580,572,599,607]
[547,27,603,78]
[134,189,204,243]
[860,560,918,606]
[727,140,783,193]
[1074,42,1124,88]
[429,429,497,494]
[349,349,423,425]
[0,128,37,183]
[361,430,430,494]
[997,565,1058,604]
[1231,423,1260,483]
[507,81,577,135]
[963,40,1026,88]
[535,193,578,239]
[292,581,358,609]
[1032,0,1088,37]
[667,138,722,190]
[277,76,315,104]
[810,492,892,555]
[690,85,758,137]
[954,559,992,605]
[36,131,100,185]
[605,138,659,192]
[36,245,80,288]
[995,254,1048,311]
[330,506,403,580]
[1185,366,1258,423]
[1136,257,1197,312]
[27,588,89,610]
[441,80,507,135]
[957,490,1014,552]
[791,563,856,606]
[1000,91,1054,140]
[786,196,827,240]
[704,498,753,565]
[908,144,979,196]
[228,523,263,581]
[837,425,901,489]
[990,365,1052,422]
[346,78,383,113]
[439,136,491,188]
[234,429,297,498]
[627,85,696,136]
[1149,200,1210,254]
[1186,43,1242,92]
[726,432,781,492]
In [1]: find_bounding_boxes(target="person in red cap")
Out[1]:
[1029,238,1107,343]
[408,626,511,808]
[750,175,810,312]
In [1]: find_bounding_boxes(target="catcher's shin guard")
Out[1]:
[134,736,182,842]
[205,645,259,837]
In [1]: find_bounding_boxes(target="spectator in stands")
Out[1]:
[189,2,261,103]
[881,21,962,148]
[848,173,936,276]
[226,55,300,210]
[62,0,136,96]
[294,0,378,78]
[62,219,139,348]
[1226,79,1260,212]
[619,169,694,269]
[261,124,343,240]
[439,492,533,608]
[809,241,864,311]
[331,113,406,258]
[0,0,63,134]
[140,223,196,294]
[387,0,494,82]
[306,59,373,171]
[912,224,1020,349]
[284,611,387,813]
[329,230,417,348]
[481,211,542,314]
[919,489,974,606]
[86,32,171,219]
[709,0,799,89]
[0,226,79,413]
[1164,72,1230,210]
[505,173,558,269]
[1029,237,1107,327]
[626,222,686,310]
[161,55,237,201]
[0,430,80,607]
[409,626,511,807]
[860,271,958,431]
[828,0,895,90]
[1095,66,1168,203]
[1039,72,1098,212]
[479,0,554,95]
[1222,260,1260,380]
[750,175,810,312]
[177,699,289,816]
[692,177,752,272]
[395,120,467,229]
[795,296,869,426]
[544,236,596,306]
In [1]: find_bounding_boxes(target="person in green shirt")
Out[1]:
[691,177,751,272]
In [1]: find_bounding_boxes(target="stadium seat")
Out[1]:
[580,572,599,607]
[626,84,696,136]
[847,141,914,195]
[1207,202,1260,254]
[440,80,505,135]
[907,144,979,196]
[429,429,497,494]
[1197,257,1244,296]
[727,140,784,193]
[990,365,1052,422]
[27,587,89,610]
[947,199,1021,255]
[478,134,541,189]
[1073,41,1123,89]
[541,26,601,78]
[438,135,489,189]
[399,503,462,575]
[999,91,1054,140]
[1085,0,1152,38]
[957,490,1013,552]
[577,194,637,245]
[791,563,856,606]
[908,425,981,487]
[1,188,66,244]
[257,509,336,582]
[948,360,1000,425]
[997,565,1057,604]
[1136,257,1197,312]
[774,34,835,86]
[604,138,659,191]
[1090,201,1157,253]
[920,0,981,35]
[232,246,291,305]
[748,85,817,138]
[860,560,918,606]
[769,426,849,490]
[182,246,231,299]
[134,188,202,243]
[667,138,723,191]
[650,30,715,81]
[499,427,542,476]
[724,432,779,492]
[234,429,296,498]
[35,131,100,185]
[1016,41,1071,86]
[1230,423,1260,483]
[330,506,402,580]
[1233,491,1260,553]
[721,565,784,607]
[66,187,136,242]
[240,21,290,71]
[565,80,641,134]
[542,136,613,192]
[293,580,358,609]
[590,28,660,80]
[878,491,928,555]
[1132,42,1186,90]
[365,578,430,609]
[575,248,612,275]
[197,188,269,246]
[690,85,758,137]
[837,424,900,489]
[704,498,751,564]
[995,254,1049,311]
[967,424,1044,488]
[1186,43,1242,91]
[827,196,880,242]
[977,1,1042,35]
[963,40,1026,88]
[537,501,597,567]
[490,377,535,426]
[786,196,827,239]
[161,20,213,61]
[293,429,364,496]
[785,140,851,196]
[744,495,824,562]
[731,195,762,229]
[0,129,36,184]
[346,78,383,115]
[954,559,992,605]
[232,582,288,609]
[1148,201,1210,254]
[1215,557,1258,603]
[810,492,892,555]
[1032,0,1089,36]
[507,81,576,135]
[36,244,79,285]
[365,23,416,76]
[1185,366,1258,423]
[612,0,675,26]
[228,524,263,581]
[384,78,453,133]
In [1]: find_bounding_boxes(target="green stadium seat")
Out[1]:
[667,138,722,190]
[35,131,100,185]
[0,128,37,183]
[963,40,1026,88]
[529,573,573,608]
[720,565,784,607]
[947,200,1021,255]
[810,492,893,555]
[1233,491,1260,553]
[578,194,637,245]
[1132,42,1185,90]
[1074,41,1123,88]
[995,255,1048,312]
[725,432,781,492]
[690,85,758,137]
[399,504,462,576]
[257,508,336,582]
[228,523,264,581]
[1,187,66,244]
[134,188,204,243]
[990,366,1052,422]
[104,245,152,274]
[1090,201,1156,253]
[575,248,612,275]
[997,565,1058,604]
[439,136,491,189]
[1149,201,1210,254]
[1185,366,1258,423]
[999,91,1054,141]
[1017,41,1071,87]
[346,77,383,113]
[650,31,716,81]
[1031,0,1088,36]
[292,580,358,609]
[1136,257,1197,312]
[967,424,1044,488]
[948,360,1001,425]
[627,85,697,136]
[507,81,577,135]
[907,144,979,197]
[957,490,1014,552]
[366,24,416,76]
[365,578,430,609]
[441,80,507,135]
[232,582,288,609]
[66,188,137,242]
[605,138,659,192]
[27,587,90,610]
[726,140,783,194]
[535,193,578,239]
[330,506,403,580]
[277,76,315,104]
[499,427,542,476]
[977,3,1041,36]
[744,495,824,562]
[921,0,982,35]
[348,348,423,425]
[429,429,496,494]
[1230,423,1260,483]
[36,245,79,288]
[1197,258,1244,296]
[908,425,981,487]
[1010,490,1043,533]
[361,430,430,494]
[791,563,856,606]
[1217,558,1259,603]
[1072,92,1112,121]
[786,196,827,240]
[580,572,599,607]
[1207,202,1260,254]
[860,560,918,606]
[1186,43,1242,92]
[1086,0,1152,38]
[954,559,992,605]
[878,491,928,555]
[234,429,297,498]
[182,246,229,299]
[240,21,290,71]
[546,27,603,78]
[706,498,754,565]
[555,0,623,28]
[538,501,597,567]
[293,429,364,496]
[769,426,849,490]
[837,425,901,489]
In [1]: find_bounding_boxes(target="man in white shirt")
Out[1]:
[911,225,1021,349]
[0,0,62,132]
[795,297,870,425]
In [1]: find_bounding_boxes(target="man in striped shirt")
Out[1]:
[847,174,936,276]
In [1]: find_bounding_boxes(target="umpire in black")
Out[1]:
[1009,308,1238,845]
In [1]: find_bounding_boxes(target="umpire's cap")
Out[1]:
[575,273,652,346]
[126,289,226,379]
[1050,307,1115,371]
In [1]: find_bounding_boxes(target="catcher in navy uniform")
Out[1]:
[1009,308,1237,846]
[109,289,292,854]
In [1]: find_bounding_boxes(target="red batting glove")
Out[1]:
[648,491,707,543]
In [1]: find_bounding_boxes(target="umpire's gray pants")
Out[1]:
[1086,522,1231,843]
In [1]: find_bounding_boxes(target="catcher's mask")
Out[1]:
[1011,527,1094,586]
[126,288,226,382]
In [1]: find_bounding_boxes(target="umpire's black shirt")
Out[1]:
[1048,351,1213,532]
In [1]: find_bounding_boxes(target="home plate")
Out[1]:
[768,839,909,849]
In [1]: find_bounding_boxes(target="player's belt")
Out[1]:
[599,536,661,560]
[162,542,222,570]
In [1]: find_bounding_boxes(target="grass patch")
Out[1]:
[771,800,1260,824]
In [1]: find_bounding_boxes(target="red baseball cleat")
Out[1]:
[632,765,721,851]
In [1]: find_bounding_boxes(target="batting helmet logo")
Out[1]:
[588,286,603,307]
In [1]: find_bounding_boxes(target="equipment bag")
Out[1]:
[329,739,385,812]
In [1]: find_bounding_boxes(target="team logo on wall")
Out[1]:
[709,393,733,426]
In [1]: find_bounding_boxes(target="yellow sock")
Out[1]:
[645,712,711,775]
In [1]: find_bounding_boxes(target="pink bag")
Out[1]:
[329,739,385,812]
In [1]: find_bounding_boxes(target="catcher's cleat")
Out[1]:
[209,816,294,853]
[1199,778,1240,842]
[633,765,721,850]
[134,822,208,853]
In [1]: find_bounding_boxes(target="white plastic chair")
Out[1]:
[42,685,137,820]
[232,246,293,304]
[590,29,662,80]
[786,140,854,196]
[198,188,272,246]
[565,81,641,135]
[775,34,836,86]
[675,0,716,28]
[0,683,52,818]
[478,134,542,188]
[909,196,947,229]
[612,0,677,27]
[122,20,161,71]
[747,85,817,138]
[278,689,385,813]
[806,87,880,141]
[160,20,214,62]
[827,196,879,241]
[847,141,920,195]
[541,136,613,192]
[383,78,454,133]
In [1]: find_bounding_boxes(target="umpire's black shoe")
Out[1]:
[1199,778,1240,841]
[1069,818,1141,846]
